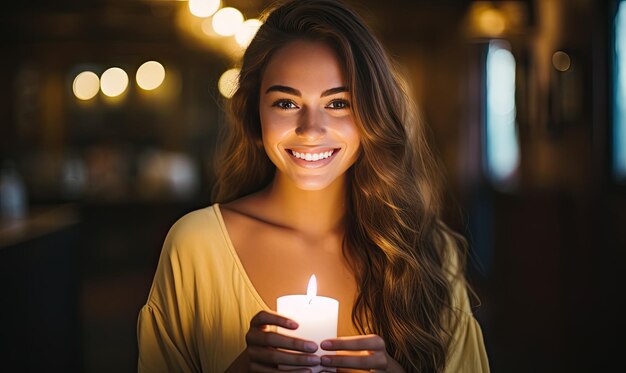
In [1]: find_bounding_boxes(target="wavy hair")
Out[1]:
[212,0,466,371]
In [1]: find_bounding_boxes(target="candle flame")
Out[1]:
[306,274,317,303]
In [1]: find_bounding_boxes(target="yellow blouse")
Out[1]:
[137,204,490,372]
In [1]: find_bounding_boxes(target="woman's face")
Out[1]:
[259,40,361,191]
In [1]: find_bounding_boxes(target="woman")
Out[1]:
[137,0,489,372]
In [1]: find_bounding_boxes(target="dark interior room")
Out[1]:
[1,0,625,371]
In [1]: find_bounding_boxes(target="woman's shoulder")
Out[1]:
[168,204,218,233]
[162,204,226,255]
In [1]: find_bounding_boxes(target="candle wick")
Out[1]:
[308,297,313,305]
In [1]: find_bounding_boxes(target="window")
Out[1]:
[485,41,520,189]
[614,1,626,182]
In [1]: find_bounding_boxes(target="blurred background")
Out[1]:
[0,0,624,371]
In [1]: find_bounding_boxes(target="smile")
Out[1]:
[290,149,334,161]
[285,148,340,168]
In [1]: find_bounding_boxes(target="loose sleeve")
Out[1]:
[137,206,266,372]
[137,304,196,373]
[443,233,490,373]
[443,293,490,373]
[137,221,201,373]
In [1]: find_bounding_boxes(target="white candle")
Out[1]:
[277,274,339,372]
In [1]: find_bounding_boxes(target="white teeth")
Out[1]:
[290,150,334,161]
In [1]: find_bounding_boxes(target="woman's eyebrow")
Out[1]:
[321,86,348,97]
[265,85,301,96]
[264,85,348,97]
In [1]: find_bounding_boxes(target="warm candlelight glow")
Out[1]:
[277,274,339,372]
[306,274,317,302]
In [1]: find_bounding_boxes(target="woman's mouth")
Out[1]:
[285,148,340,167]
[290,149,334,161]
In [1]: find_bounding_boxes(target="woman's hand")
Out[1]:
[245,310,321,372]
[319,335,406,373]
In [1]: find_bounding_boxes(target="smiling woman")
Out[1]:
[259,40,360,191]
[137,1,489,372]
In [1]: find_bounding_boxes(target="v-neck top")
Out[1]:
[137,204,490,372]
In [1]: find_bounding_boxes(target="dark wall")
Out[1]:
[1,0,625,372]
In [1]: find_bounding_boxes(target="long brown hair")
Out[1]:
[212,0,466,371]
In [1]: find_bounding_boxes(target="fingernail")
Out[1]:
[308,355,321,364]
[289,321,298,329]
[320,340,332,349]
[305,342,318,352]
[321,356,331,365]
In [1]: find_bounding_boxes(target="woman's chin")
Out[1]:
[293,181,333,191]
[289,175,339,192]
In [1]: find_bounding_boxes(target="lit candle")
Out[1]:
[277,274,339,372]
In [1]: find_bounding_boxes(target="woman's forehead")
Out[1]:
[261,40,347,90]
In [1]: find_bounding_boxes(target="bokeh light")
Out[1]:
[552,51,572,72]
[218,68,240,98]
[136,61,166,90]
[73,71,100,100]
[478,8,506,36]
[188,0,221,18]
[235,19,263,47]
[212,7,244,36]
[100,67,129,97]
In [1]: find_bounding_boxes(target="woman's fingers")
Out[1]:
[320,334,385,351]
[250,361,313,373]
[320,352,386,370]
[318,335,388,370]
[247,310,318,352]
[247,327,318,353]
[250,310,299,330]
[248,346,321,366]
[246,310,322,369]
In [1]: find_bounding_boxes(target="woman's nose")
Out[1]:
[295,108,326,140]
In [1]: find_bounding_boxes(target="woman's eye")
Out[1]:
[272,99,298,110]
[326,99,350,110]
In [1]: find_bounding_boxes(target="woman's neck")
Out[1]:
[261,172,348,238]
